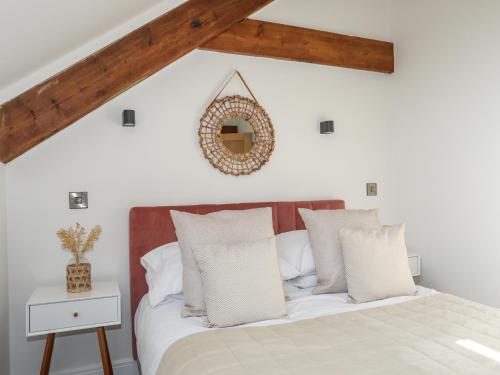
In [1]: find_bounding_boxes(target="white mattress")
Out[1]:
[135,283,438,375]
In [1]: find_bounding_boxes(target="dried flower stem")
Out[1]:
[57,223,102,265]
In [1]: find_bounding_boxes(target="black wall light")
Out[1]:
[320,120,334,134]
[123,110,136,127]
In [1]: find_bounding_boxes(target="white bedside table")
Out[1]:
[408,254,421,277]
[26,281,121,375]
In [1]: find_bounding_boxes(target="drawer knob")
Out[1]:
[73,312,79,318]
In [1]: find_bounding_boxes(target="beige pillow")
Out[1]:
[193,237,287,328]
[298,208,381,294]
[171,208,274,317]
[339,224,416,303]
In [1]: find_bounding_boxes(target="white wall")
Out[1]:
[3,1,395,374]
[0,0,167,88]
[0,163,9,374]
[389,0,500,307]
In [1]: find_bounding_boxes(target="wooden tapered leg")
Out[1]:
[97,327,113,375]
[40,333,55,375]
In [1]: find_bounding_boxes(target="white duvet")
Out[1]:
[135,283,437,375]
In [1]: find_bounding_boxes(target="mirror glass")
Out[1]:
[220,118,255,154]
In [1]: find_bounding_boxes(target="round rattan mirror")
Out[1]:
[199,94,275,176]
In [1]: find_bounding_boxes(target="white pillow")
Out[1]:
[339,224,416,303]
[276,230,315,277]
[171,208,275,317]
[140,242,183,307]
[278,259,300,280]
[299,208,381,294]
[292,274,318,289]
[300,242,315,276]
[193,237,287,328]
[141,241,179,285]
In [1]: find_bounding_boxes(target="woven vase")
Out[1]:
[66,263,92,293]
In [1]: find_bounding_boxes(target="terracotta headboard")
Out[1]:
[129,199,345,358]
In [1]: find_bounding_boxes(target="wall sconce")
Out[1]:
[320,120,334,134]
[122,110,135,127]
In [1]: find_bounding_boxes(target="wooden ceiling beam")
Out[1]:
[201,19,394,74]
[0,0,274,163]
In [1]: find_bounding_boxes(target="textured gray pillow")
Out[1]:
[171,208,274,317]
[339,224,416,303]
[193,237,287,328]
[298,208,381,294]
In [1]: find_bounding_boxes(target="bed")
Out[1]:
[130,200,500,375]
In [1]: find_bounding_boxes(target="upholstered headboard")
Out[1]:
[129,199,345,358]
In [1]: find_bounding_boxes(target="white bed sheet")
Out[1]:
[135,284,438,375]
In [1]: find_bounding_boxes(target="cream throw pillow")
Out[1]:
[171,208,274,317]
[339,224,416,303]
[298,208,381,294]
[193,237,287,328]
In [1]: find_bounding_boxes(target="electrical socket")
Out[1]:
[69,192,88,209]
[366,183,377,196]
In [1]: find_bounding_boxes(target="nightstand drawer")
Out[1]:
[29,296,118,334]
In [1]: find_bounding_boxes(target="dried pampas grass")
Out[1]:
[57,223,102,264]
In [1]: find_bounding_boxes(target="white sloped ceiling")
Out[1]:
[0,0,172,89]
